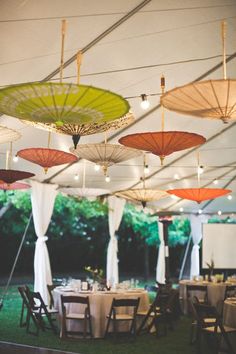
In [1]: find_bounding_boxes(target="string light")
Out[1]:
[74,174,79,181]
[105,175,110,183]
[227,195,232,200]
[144,165,149,174]
[198,209,203,214]
[218,210,222,216]
[197,165,204,175]
[140,94,150,110]
[179,207,184,212]
[213,179,218,185]
[174,173,180,180]
[13,155,18,163]
[94,164,100,171]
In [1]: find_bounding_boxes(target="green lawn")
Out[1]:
[0,285,196,354]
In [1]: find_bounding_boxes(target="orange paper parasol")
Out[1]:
[167,188,231,204]
[119,131,206,165]
[17,148,78,173]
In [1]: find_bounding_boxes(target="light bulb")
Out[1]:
[179,207,184,212]
[94,164,100,172]
[74,174,79,181]
[144,165,149,174]
[171,195,179,200]
[105,175,110,183]
[13,155,18,163]
[197,165,204,175]
[227,195,232,200]
[174,173,180,180]
[198,209,203,214]
[213,179,218,185]
[218,210,222,216]
[140,94,150,110]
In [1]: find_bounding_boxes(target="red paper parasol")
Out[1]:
[17,148,78,172]
[167,188,231,204]
[0,182,30,190]
[0,170,35,184]
[119,131,206,164]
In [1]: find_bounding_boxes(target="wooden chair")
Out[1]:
[193,302,236,354]
[186,284,208,344]
[105,298,140,339]
[224,285,236,300]
[29,291,58,334]
[60,295,92,339]
[137,287,180,336]
[137,288,168,335]
[18,285,31,328]
[47,284,57,309]
[18,286,42,335]
[186,284,208,305]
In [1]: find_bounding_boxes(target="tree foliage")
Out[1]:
[0,190,191,276]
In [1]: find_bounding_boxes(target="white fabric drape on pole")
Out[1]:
[190,214,209,279]
[106,196,126,287]
[31,181,58,305]
[156,221,165,284]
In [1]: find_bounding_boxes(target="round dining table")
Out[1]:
[179,280,232,314]
[53,287,149,338]
[223,298,236,351]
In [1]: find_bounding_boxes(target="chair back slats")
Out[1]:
[112,298,139,308]
[61,295,89,305]
[186,284,208,307]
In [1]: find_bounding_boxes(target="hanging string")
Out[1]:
[47,131,51,148]
[142,153,146,189]
[104,131,107,145]
[9,142,13,170]
[60,19,67,83]
[221,20,227,80]
[160,75,165,131]
[77,50,83,84]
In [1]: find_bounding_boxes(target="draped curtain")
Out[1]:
[106,196,126,287]
[156,221,165,284]
[190,214,209,279]
[31,181,58,305]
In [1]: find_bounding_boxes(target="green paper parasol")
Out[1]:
[0,82,130,126]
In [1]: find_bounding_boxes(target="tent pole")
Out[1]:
[0,212,32,310]
[179,233,192,281]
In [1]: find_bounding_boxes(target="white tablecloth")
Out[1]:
[223,299,236,350]
[179,280,230,314]
[53,287,149,338]
[224,299,236,328]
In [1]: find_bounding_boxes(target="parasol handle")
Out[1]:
[221,20,227,80]
[197,151,201,188]
[77,51,83,85]
[60,19,67,83]
[160,75,165,132]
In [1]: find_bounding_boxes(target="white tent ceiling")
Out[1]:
[1,0,236,214]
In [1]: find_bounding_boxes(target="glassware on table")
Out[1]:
[61,278,67,287]
[135,279,139,288]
